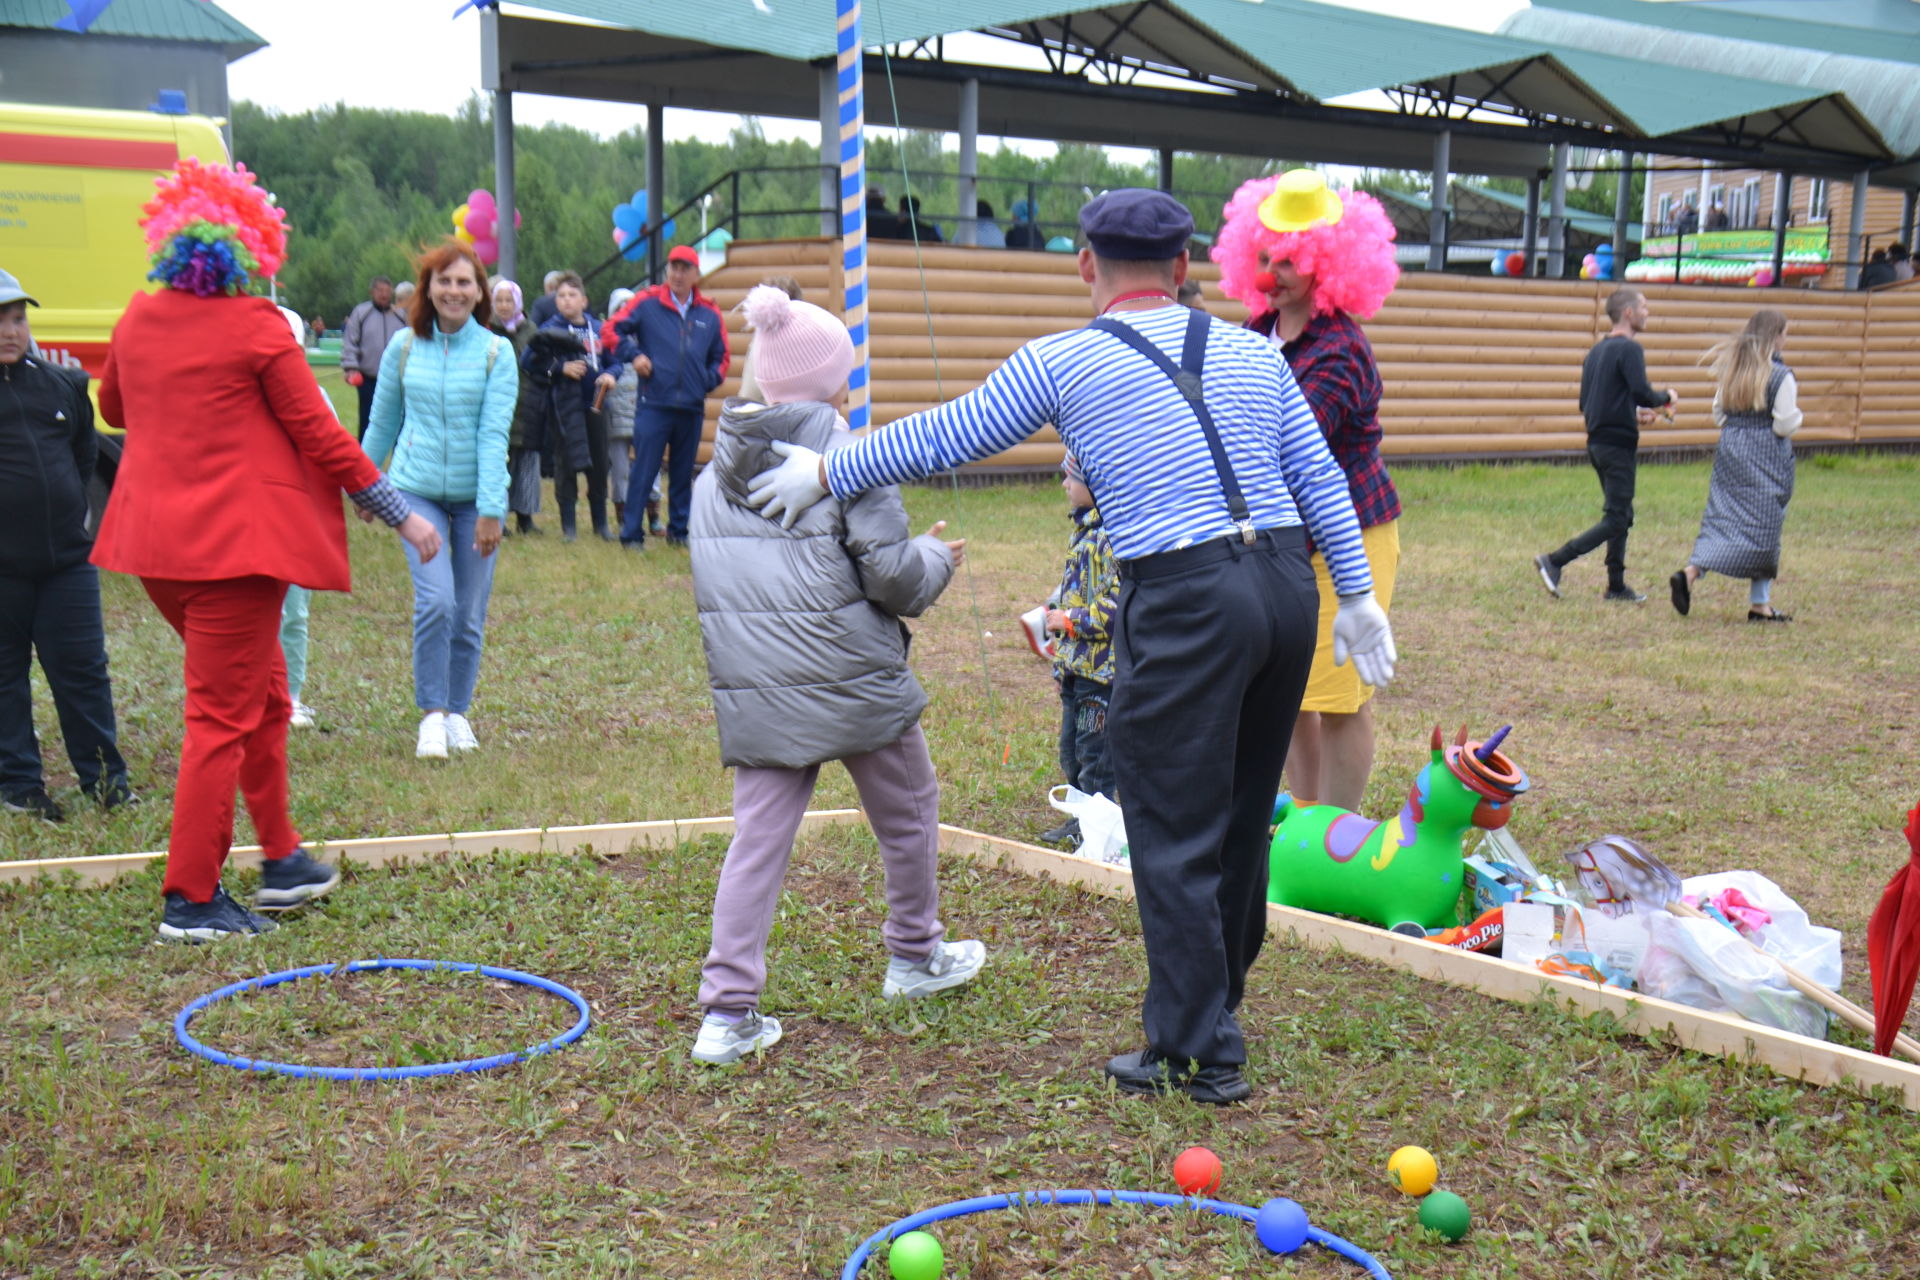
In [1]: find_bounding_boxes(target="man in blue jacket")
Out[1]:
[0,269,134,822]
[603,246,731,550]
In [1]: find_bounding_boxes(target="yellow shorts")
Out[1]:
[1299,519,1400,715]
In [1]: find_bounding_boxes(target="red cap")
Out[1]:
[667,245,700,267]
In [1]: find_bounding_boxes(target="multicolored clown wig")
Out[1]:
[1211,171,1399,320]
[139,158,288,297]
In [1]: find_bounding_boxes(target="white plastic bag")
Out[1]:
[1636,870,1842,1039]
[1047,786,1129,866]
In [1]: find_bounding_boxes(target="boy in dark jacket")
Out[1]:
[0,270,133,821]
[686,285,981,1066]
[602,246,730,550]
[524,273,618,541]
[1037,454,1117,848]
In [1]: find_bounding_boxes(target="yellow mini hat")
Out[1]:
[1257,169,1345,234]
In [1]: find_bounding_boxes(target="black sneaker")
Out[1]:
[1039,817,1082,847]
[158,886,278,943]
[1533,554,1562,599]
[1669,570,1692,617]
[664,535,688,549]
[89,777,140,811]
[1104,1047,1252,1105]
[255,848,341,910]
[1603,585,1648,603]
[1748,608,1793,623]
[3,788,65,823]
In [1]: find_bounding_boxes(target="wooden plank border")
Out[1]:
[8,813,1913,1109]
[0,810,866,887]
[936,824,1920,1111]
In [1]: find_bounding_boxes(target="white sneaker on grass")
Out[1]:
[289,701,317,729]
[691,1011,782,1065]
[444,713,478,753]
[883,938,987,1000]
[416,712,448,760]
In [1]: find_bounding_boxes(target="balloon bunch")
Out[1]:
[452,188,520,266]
[611,189,675,262]
[1579,244,1616,280]
[1623,251,1827,286]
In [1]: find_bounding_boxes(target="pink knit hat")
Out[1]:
[739,284,854,405]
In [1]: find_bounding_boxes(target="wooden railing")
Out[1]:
[681,239,1920,468]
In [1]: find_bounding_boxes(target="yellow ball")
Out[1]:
[1388,1145,1438,1196]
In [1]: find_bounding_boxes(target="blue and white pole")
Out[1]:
[836,0,870,430]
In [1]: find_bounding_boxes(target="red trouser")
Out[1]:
[142,576,301,902]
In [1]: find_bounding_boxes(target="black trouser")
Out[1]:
[1107,528,1318,1067]
[1550,440,1637,587]
[1057,671,1114,799]
[0,563,129,799]
[554,406,610,534]
[354,375,377,442]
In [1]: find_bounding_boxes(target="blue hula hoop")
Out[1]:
[174,958,592,1081]
[841,1189,1393,1278]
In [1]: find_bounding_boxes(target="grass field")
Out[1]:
[4,413,1919,1277]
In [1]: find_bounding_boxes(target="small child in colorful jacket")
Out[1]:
[1040,455,1118,846]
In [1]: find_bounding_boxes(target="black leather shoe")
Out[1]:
[1104,1048,1251,1105]
[1669,569,1691,616]
[1038,818,1081,847]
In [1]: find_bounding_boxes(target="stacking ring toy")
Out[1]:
[842,1189,1393,1278]
[174,958,591,1081]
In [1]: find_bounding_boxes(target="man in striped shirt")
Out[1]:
[750,190,1397,1104]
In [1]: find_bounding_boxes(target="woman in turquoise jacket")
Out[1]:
[363,240,518,760]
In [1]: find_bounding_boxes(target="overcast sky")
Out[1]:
[216,0,1530,155]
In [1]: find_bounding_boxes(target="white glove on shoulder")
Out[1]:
[1332,591,1397,689]
[746,439,828,529]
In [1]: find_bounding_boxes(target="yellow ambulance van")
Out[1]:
[0,103,229,492]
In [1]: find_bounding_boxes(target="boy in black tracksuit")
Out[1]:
[0,271,133,821]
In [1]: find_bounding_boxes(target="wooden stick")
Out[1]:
[1666,902,1920,1064]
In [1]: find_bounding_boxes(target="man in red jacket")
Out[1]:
[602,246,730,550]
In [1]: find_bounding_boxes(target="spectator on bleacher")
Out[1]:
[1860,249,1896,290]
[970,200,1006,248]
[897,194,943,244]
[1890,242,1913,282]
[865,188,903,241]
[1005,199,1043,249]
[604,245,730,550]
[1704,202,1729,232]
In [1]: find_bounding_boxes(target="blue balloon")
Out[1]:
[612,204,647,234]
[633,189,651,214]
[1255,1198,1310,1255]
[1490,253,1508,276]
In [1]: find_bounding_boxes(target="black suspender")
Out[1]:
[1085,306,1257,546]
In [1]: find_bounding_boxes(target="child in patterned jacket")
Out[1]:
[1038,454,1119,848]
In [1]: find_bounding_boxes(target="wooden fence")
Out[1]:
[687,240,1920,468]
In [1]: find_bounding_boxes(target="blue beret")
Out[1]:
[1078,188,1195,260]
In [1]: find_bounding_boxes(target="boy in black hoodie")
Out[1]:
[0,270,134,821]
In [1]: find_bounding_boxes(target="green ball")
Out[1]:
[887,1230,943,1280]
[1418,1190,1471,1242]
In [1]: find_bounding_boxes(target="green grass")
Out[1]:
[4,447,1919,1277]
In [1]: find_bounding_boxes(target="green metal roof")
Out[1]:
[1,0,264,53]
[1531,0,1920,64]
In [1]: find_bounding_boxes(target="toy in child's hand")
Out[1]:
[1269,725,1530,930]
[1019,606,1057,660]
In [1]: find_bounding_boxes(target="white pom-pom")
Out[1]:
[740,283,793,334]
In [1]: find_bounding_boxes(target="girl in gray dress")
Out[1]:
[1669,309,1802,623]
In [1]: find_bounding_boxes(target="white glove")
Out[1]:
[746,440,828,529]
[1332,592,1397,689]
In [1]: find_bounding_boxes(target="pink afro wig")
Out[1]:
[140,158,288,285]
[1210,176,1399,319]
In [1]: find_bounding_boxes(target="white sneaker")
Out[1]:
[415,712,448,760]
[444,713,478,753]
[691,1011,783,1065]
[288,702,317,729]
[883,938,987,1000]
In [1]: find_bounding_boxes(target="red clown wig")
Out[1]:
[1211,175,1400,320]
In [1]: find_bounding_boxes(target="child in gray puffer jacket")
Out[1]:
[686,285,984,1066]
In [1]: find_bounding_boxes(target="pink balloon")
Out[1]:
[472,236,499,265]
[513,209,522,230]
[612,228,628,246]
[468,189,496,216]
[466,210,495,239]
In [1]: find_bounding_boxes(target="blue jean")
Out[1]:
[1057,671,1115,799]
[623,405,704,543]
[0,564,128,797]
[399,491,497,714]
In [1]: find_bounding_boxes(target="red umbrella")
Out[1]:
[1866,800,1920,1057]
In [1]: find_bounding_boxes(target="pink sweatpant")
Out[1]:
[699,723,945,1016]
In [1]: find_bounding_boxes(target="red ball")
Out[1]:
[1504,251,1527,277]
[1172,1145,1223,1196]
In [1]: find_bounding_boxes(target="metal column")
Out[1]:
[1846,169,1868,289]
[1611,152,1633,267]
[481,7,516,283]
[1770,172,1791,288]
[1522,174,1541,277]
[1901,187,1917,248]
[1547,141,1569,279]
[645,102,665,284]
[1427,129,1450,273]
[956,77,979,246]
[1158,147,1174,193]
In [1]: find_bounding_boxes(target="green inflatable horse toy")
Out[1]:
[1268,725,1529,931]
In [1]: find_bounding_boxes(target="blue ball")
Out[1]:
[1256,1197,1310,1254]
